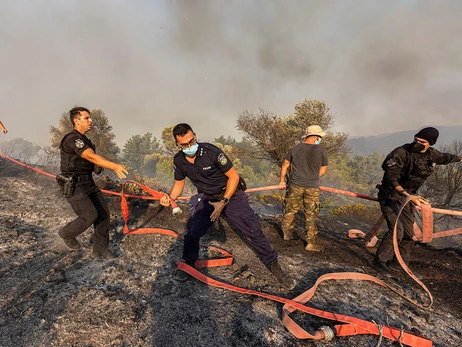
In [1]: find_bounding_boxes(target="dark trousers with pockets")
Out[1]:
[60,181,110,252]
[183,190,277,265]
[375,189,416,264]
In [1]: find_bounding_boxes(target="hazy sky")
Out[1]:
[1,0,461,148]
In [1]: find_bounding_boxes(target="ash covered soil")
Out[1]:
[1,157,462,347]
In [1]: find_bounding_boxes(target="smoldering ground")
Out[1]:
[1,157,462,346]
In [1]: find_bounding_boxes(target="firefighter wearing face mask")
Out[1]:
[160,123,296,290]
[372,127,462,275]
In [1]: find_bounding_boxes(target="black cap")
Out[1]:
[414,127,439,146]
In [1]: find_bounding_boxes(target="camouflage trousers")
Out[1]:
[281,185,320,243]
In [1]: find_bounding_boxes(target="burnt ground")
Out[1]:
[1,156,462,347]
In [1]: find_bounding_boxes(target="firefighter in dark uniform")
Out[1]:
[372,127,462,275]
[58,106,128,260]
[160,123,296,290]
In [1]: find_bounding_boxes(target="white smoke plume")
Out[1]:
[1,0,461,147]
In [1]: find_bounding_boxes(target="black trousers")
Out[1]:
[183,190,278,265]
[60,181,110,252]
[375,189,416,264]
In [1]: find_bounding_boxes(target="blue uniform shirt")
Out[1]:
[173,143,233,196]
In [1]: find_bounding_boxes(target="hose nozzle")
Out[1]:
[318,326,335,341]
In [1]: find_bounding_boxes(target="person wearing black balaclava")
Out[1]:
[372,127,462,276]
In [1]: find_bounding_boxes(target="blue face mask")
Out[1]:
[182,142,199,157]
[315,138,322,145]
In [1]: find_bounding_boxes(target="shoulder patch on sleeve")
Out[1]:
[75,139,85,149]
[218,153,228,166]
[386,158,397,167]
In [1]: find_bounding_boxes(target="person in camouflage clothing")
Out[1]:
[278,125,328,251]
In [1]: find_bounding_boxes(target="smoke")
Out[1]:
[1,0,461,149]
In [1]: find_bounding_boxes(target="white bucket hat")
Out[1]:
[301,125,326,140]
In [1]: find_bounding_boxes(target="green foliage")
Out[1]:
[143,152,161,177]
[155,155,175,188]
[241,165,257,187]
[320,152,385,207]
[214,135,238,147]
[217,136,277,188]
[252,192,285,204]
[161,125,177,156]
[347,152,385,187]
[122,133,161,177]
[123,171,170,195]
[329,203,382,224]
[49,109,120,161]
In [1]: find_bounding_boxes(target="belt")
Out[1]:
[208,189,242,200]
[76,174,93,182]
[209,192,225,200]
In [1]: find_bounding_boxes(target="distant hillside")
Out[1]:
[347,125,462,155]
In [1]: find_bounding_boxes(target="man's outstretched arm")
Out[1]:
[0,121,7,134]
[81,148,128,179]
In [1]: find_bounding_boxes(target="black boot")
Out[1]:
[282,231,295,240]
[387,259,402,272]
[387,259,423,280]
[91,249,118,260]
[58,230,81,250]
[175,260,195,282]
[267,260,296,290]
[371,258,392,277]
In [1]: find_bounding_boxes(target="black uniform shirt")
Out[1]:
[173,143,233,195]
[60,130,95,175]
[62,130,94,156]
[381,143,461,193]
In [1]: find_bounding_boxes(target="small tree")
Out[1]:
[214,135,238,147]
[237,109,296,166]
[49,109,120,161]
[35,144,60,168]
[161,126,177,156]
[290,99,349,161]
[122,133,161,176]
[155,155,175,187]
[236,99,349,167]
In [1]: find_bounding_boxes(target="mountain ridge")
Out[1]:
[347,125,462,155]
